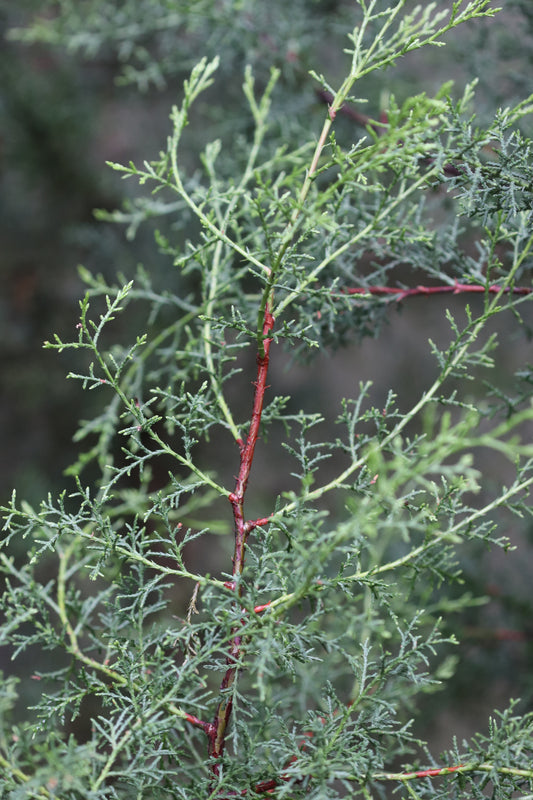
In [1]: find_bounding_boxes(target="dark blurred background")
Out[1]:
[1,0,533,754]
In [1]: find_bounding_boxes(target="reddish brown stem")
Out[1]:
[245,515,272,535]
[400,764,466,779]
[183,711,210,731]
[375,763,468,782]
[253,602,272,614]
[250,754,468,794]
[344,282,532,302]
[207,307,275,777]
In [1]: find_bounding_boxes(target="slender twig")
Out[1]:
[202,71,277,443]
[373,762,533,782]
[57,539,211,732]
[343,282,533,302]
[0,753,51,800]
[250,756,533,795]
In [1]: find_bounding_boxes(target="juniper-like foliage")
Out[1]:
[2,1,533,798]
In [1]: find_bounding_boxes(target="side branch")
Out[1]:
[374,761,533,782]
[251,760,533,796]
[344,282,533,302]
[207,306,275,774]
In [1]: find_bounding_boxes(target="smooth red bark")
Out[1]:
[207,307,275,775]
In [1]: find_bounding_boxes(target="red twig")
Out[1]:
[253,602,272,614]
[183,711,210,731]
[344,282,533,302]
[249,763,467,795]
[248,747,469,794]
[207,306,275,778]
[245,515,273,535]
[397,764,466,779]
[374,763,467,782]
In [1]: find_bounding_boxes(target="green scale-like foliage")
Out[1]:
[2,1,533,797]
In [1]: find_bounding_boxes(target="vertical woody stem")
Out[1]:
[207,305,275,773]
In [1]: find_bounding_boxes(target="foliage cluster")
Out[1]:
[2,1,533,798]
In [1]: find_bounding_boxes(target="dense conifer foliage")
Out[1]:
[2,2,533,797]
